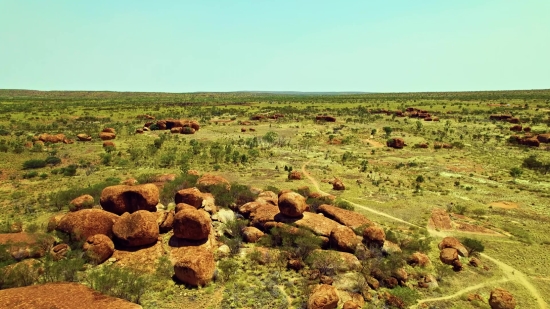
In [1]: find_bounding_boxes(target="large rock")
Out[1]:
[112,211,159,247]
[69,194,94,212]
[363,226,386,247]
[439,248,459,265]
[489,288,516,309]
[196,174,230,191]
[438,237,468,257]
[38,133,65,143]
[49,243,70,261]
[83,234,115,264]
[257,191,278,206]
[317,204,372,229]
[56,209,119,241]
[330,225,360,253]
[279,212,341,237]
[99,132,116,140]
[332,179,345,191]
[173,246,215,287]
[387,138,405,149]
[173,207,212,240]
[278,191,307,217]
[242,226,264,243]
[343,301,361,309]
[249,204,281,228]
[307,284,339,309]
[100,184,159,215]
[0,282,141,309]
[77,134,92,141]
[408,252,431,267]
[174,187,204,208]
[157,211,175,233]
[288,171,302,180]
[239,201,268,217]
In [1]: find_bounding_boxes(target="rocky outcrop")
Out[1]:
[0,283,142,309]
[278,191,307,217]
[83,234,115,264]
[112,211,159,247]
[196,174,230,191]
[173,246,215,287]
[489,288,516,309]
[317,204,372,229]
[256,191,278,206]
[307,284,339,309]
[100,184,159,215]
[387,138,405,149]
[156,211,175,233]
[173,207,212,240]
[57,209,119,241]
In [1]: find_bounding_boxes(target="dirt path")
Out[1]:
[410,277,510,309]
[364,139,385,148]
[301,160,549,309]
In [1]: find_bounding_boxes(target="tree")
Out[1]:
[462,238,484,255]
[263,131,278,144]
[383,126,393,137]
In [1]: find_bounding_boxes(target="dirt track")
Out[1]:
[301,160,549,309]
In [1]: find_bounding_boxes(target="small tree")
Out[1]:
[462,238,484,255]
[510,167,523,179]
[383,126,393,137]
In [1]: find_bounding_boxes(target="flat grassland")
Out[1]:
[0,89,549,309]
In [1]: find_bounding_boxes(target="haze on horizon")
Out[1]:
[0,0,549,93]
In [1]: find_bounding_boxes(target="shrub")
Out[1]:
[305,250,342,276]
[22,159,46,169]
[41,251,86,283]
[265,185,281,194]
[159,173,199,205]
[306,196,333,213]
[49,178,121,211]
[22,171,39,179]
[61,164,78,176]
[86,265,150,304]
[218,258,240,282]
[334,199,354,211]
[461,238,484,255]
[44,156,61,166]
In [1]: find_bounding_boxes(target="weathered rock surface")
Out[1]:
[173,246,215,287]
[307,284,339,309]
[363,226,386,247]
[174,187,203,208]
[330,225,360,253]
[83,234,115,264]
[489,288,516,309]
[317,204,372,229]
[173,207,212,240]
[100,184,159,215]
[69,194,94,212]
[56,209,119,241]
[278,191,307,217]
[438,237,468,257]
[242,226,264,243]
[112,211,159,247]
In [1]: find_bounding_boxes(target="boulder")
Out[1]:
[438,237,468,257]
[175,203,198,213]
[307,284,339,309]
[83,234,115,264]
[332,179,345,191]
[278,191,307,217]
[387,138,405,149]
[382,241,402,255]
[173,207,212,240]
[69,194,94,212]
[536,133,550,143]
[383,277,398,289]
[330,225,360,253]
[239,201,268,217]
[363,226,385,247]
[196,174,231,191]
[99,132,116,140]
[469,257,482,267]
[408,252,431,267]
[49,243,70,261]
[256,191,278,206]
[57,209,119,241]
[112,211,159,247]
[343,301,361,309]
[242,226,264,243]
[102,141,115,148]
[249,204,281,228]
[439,248,459,265]
[173,246,215,287]
[38,133,65,143]
[288,170,302,180]
[318,204,372,229]
[510,125,522,132]
[174,187,203,208]
[135,128,144,134]
[279,212,341,237]
[100,184,159,215]
[102,128,116,134]
[76,133,92,141]
[0,283,141,309]
[157,211,175,233]
[489,288,516,309]
[46,214,65,232]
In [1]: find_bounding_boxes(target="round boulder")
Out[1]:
[83,234,115,264]
[307,284,339,309]
[489,288,516,309]
[112,211,159,247]
[439,248,459,265]
[438,237,469,257]
[173,207,212,240]
[157,211,175,233]
[100,184,159,215]
[56,209,119,241]
[173,246,215,287]
[242,226,264,243]
[174,187,204,208]
[69,194,94,212]
[363,226,386,247]
[278,191,307,217]
[330,225,359,253]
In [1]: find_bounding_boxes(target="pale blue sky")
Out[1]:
[0,0,549,92]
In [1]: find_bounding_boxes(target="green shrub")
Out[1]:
[49,178,121,211]
[44,156,61,166]
[22,171,39,179]
[218,258,240,282]
[159,173,199,205]
[41,251,85,283]
[22,159,46,169]
[306,196,333,212]
[86,265,150,304]
[461,238,485,255]
[334,199,354,211]
[389,287,421,306]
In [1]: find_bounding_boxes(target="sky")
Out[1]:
[0,0,549,93]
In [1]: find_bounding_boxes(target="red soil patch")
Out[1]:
[489,201,519,209]
[428,208,453,230]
